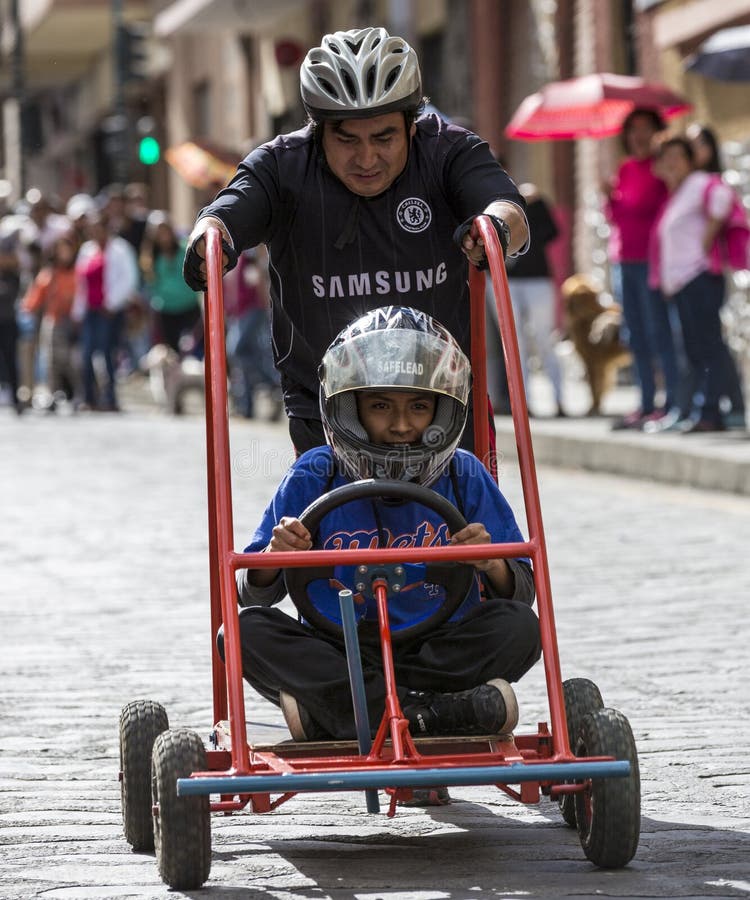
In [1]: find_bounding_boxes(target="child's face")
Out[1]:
[356,390,437,446]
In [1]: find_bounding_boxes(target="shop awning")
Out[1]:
[652,0,750,51]
[154,0,304,37]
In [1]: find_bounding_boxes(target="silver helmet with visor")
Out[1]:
[319,306,471,486]
[300,27,423,120]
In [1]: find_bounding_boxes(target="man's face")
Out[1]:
[321,113,415,197]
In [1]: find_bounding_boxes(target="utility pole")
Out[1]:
[2,0,26,201]
[107,0,130,183]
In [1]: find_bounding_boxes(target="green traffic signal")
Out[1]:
[139,135,160,165]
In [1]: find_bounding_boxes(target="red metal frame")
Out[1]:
[197,221,608,813]
[472,217,570,760]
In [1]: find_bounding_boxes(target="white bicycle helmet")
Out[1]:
[319,306,471,486]
[300,27,423,120]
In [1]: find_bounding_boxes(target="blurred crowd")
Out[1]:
[2,116,746,433]
[0,182,280,418]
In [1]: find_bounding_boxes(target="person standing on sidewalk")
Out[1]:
[603,108,680,430]
[684,123,746,430]
[183,26,529,455]
[140,213,202,356]
[73,214,139,411]
[21,235,79,408]
[223,247,282,420]
[649,136,739,433]
[0,236,21,413]
[505,182,565,417]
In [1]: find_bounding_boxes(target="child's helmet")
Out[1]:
[300,27,423,121]
[319,306,471,486]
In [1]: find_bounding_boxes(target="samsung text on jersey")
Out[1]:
[311,263,447,300]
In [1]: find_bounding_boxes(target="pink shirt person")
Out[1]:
[606,156,668,263]
[652,171,734,296]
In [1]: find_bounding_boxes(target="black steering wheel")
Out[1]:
[284,479,475,645]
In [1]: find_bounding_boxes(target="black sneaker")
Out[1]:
[403,679,519,736]
[279,691,328,741]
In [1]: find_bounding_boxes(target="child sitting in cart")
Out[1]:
[219,306,541,743]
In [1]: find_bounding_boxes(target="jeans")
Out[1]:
[673,271,728,423]
[81,309,121,407]
[0,320,18,399]
[616,261,680,414]
[39,317,78,397]
[226,309,279,417]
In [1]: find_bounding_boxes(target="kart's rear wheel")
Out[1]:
[558,678,603,826]
[119,699,168,851]
[152,728,211,889]
[574,708,640,868]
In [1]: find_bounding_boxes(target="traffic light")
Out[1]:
[117,22,150,83]
[136,117,160,166]
[138,135,160,165]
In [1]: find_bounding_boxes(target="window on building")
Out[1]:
[193,80,210,138]
[623,1,637,75]
[420,31,444,111]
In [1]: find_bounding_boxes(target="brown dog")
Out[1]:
[561,274,632,415]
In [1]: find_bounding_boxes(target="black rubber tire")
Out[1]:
[558,678,604,827]
[119,700,169,851]
[152,729,211,889]
[285,478,474,644]
[574,708,640,868]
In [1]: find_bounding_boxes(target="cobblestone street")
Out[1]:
[1,409,749,899]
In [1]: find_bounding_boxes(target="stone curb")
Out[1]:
[494,418,750,495]
[118,373,750,495]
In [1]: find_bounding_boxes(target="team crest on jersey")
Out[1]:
[396,197,432,233]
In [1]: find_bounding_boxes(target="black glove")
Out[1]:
[183,233,238,291]
[452,214,509,270]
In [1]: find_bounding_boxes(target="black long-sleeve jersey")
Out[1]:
[200,113,525,418]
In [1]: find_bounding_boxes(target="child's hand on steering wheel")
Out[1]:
[449,522,493,571]
[267,517,313,553]
[450,522,515,598]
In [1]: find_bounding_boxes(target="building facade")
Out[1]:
[2,0,749,269]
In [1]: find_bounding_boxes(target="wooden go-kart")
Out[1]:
[119,219,640,889]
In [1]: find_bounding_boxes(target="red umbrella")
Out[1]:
[505,73,692,141]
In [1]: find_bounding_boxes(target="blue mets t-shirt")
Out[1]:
[244,447,527,632]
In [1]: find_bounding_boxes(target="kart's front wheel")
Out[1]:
[574,708,640,868]
[152,728,211,889]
